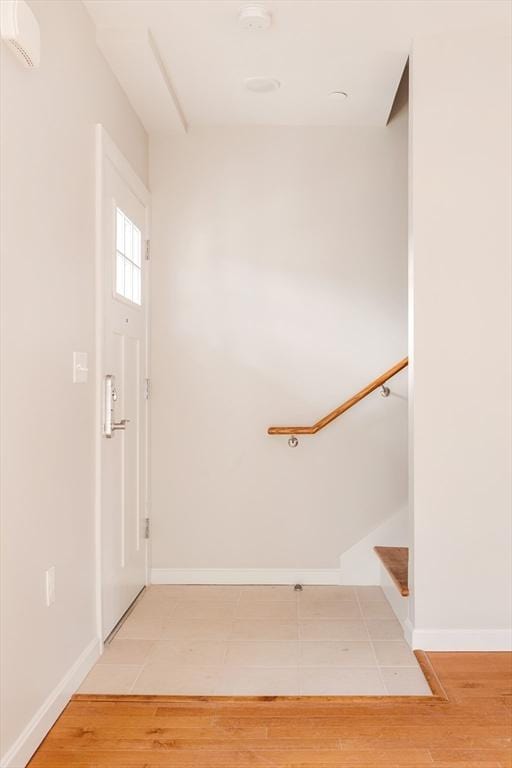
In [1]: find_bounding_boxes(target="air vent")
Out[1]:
[1,0,40,69]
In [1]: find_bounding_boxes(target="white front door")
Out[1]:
[98,129,150,639]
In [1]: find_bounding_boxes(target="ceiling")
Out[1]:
[83,0,510,135]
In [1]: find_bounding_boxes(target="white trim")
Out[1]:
[94,124,105,651]
[147,30,188,133]
[403,617,414,647]
[379,563,409,628]
[151,568,341,585]
[0,638,100,768]
[97,126,150,208]
[406,626,512,651]
[95,124,151,645]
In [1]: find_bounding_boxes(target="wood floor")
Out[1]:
[28,652,511,767]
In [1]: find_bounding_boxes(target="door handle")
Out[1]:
[112,419,130,431]
[103,375,130,438]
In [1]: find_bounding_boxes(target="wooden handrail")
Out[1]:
[267,357,408,435]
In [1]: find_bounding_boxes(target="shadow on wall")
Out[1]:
[151,336,409,572]
[388,61,409,125]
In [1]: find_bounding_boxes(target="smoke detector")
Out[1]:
[239,5,272,31]
[0,0,40,68]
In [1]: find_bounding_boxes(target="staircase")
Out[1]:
[374,545,410,627]
[374,546,409,596]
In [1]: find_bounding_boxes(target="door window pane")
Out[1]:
[124,260,133,302]
[116,252,125,295]
[124,218,133,261]
[115,208,142,306]
[133,266,141,305]
[132,227,141,268]
[116,209,125,253]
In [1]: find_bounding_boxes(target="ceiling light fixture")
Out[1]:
[330,90,348,99]
[239,5,272,31]
[244,76,280,93]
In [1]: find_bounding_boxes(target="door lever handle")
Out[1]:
[103,375,130,438]
[112,419,130,431]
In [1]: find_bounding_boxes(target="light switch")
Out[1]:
[73,352,88,384]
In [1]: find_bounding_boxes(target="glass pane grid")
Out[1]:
[115,207,142,306]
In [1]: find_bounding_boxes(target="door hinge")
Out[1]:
[144,518,150,539]
[144,378,151,400]
[145,239,150,260]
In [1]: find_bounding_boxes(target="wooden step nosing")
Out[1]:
[373,545,410,597]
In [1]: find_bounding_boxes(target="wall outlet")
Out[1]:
[45,566,55,606]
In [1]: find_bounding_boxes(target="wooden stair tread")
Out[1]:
[374,546,409,596]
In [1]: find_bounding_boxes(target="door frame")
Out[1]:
[94,124,151,648]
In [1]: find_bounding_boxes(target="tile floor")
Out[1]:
[79,585,431,696]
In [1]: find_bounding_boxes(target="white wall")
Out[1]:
[409,33,512,649]
[150,112,408,578]
[0,1,147,764]
[339,507,408,586]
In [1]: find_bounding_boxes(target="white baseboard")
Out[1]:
[1,637,100,768]
[406,626,512,651]
[151,568,341,585]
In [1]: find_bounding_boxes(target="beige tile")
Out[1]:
[217,667,299,695]
[300,640,376,667]
[225,641,300,667]
[355,586,387,603]
[365,618,404,641]
[149,640,227,666]
[359,600,396,619]
[299,619,369,641]
[372,640,419,667]
[231,619,298,641]
[299,667,385,695]
[141,585,187,601]
[126,601,177,621]
[132,663,220,695]
[78,665,141,694]
[98,639,154,666]
[172,601,237,620]
[116,613,166,640]
[381,667,432,695]
[299,586,357,601]
[236,601,297,620]
[239,586,298,602]
[176,586,242,601]
[161,618,233,641]
[298,598,361,620]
